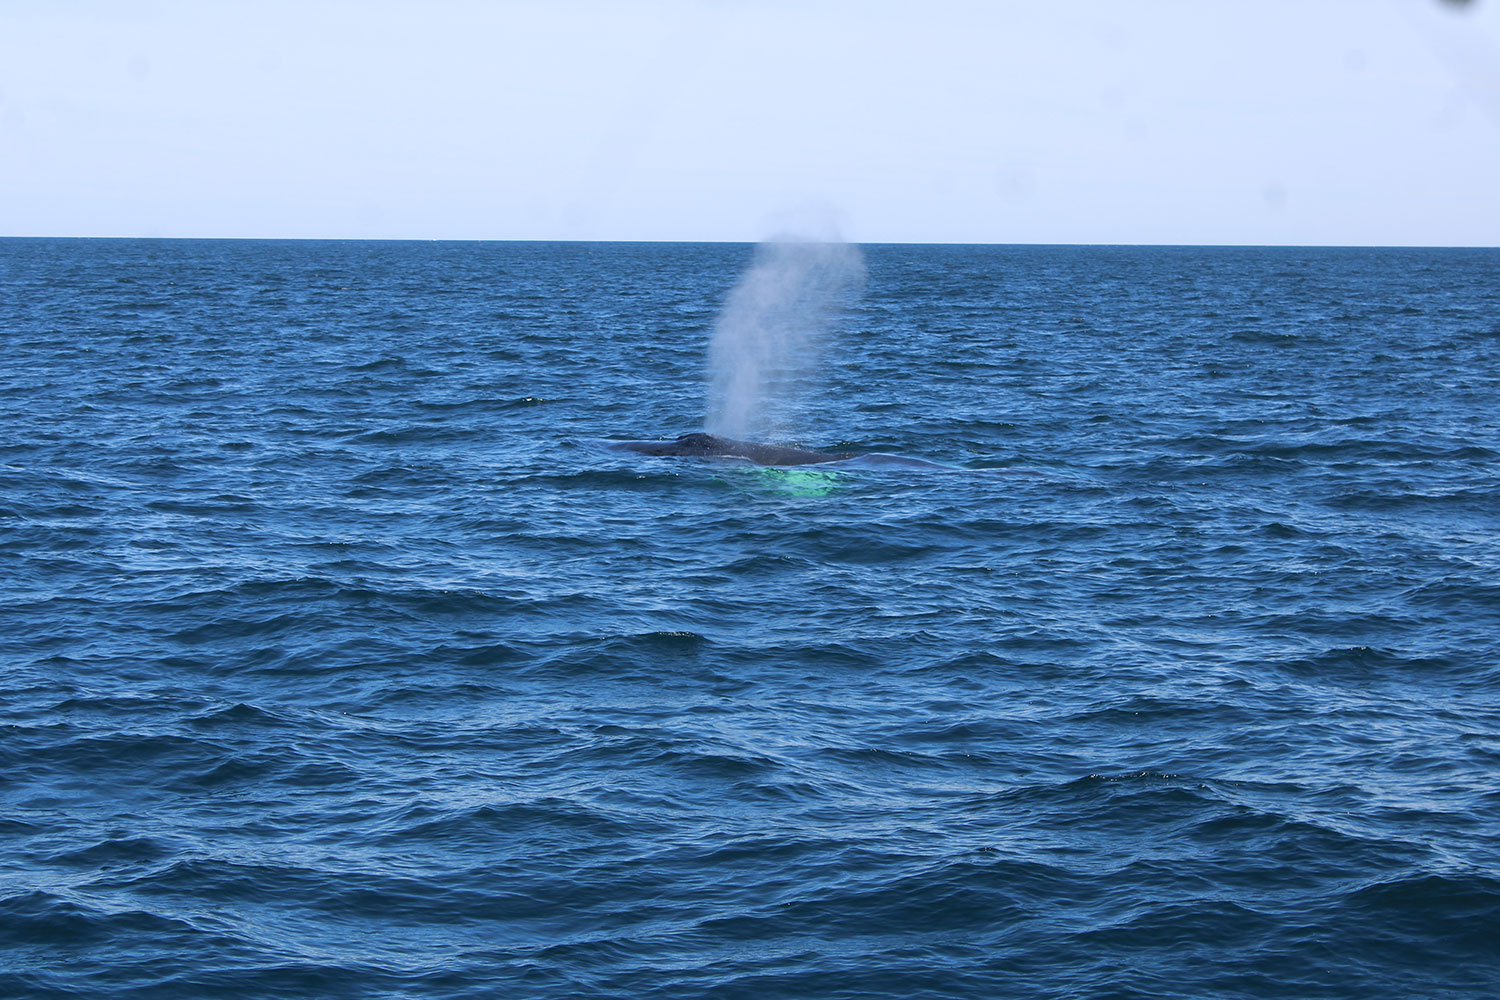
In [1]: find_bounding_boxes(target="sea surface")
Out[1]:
[3,239,1499,999]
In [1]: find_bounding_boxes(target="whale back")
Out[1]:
[614,433,855,466]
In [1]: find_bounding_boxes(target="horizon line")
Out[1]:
[2,235,1497,250]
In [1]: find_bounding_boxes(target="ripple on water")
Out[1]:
[2,241,1499,998]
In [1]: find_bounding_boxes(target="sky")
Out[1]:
[2,0,1498,244]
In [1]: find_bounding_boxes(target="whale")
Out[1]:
[612,432,859,466]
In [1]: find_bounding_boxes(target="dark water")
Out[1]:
[4,239,1499,999]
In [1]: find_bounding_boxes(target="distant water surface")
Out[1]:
[3,239,1499,999]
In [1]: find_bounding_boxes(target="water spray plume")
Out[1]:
[705,236,865,442]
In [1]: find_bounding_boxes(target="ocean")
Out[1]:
[3,238,1498,998]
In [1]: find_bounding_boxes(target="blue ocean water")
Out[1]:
[3,238,1499,999]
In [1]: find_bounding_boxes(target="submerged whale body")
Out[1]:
[614,432,858,466]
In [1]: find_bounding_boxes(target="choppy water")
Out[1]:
[3,238,1499,999]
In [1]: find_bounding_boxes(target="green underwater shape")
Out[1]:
[755,465,841,497]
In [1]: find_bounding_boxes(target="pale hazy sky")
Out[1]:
[3,0,1498,244]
